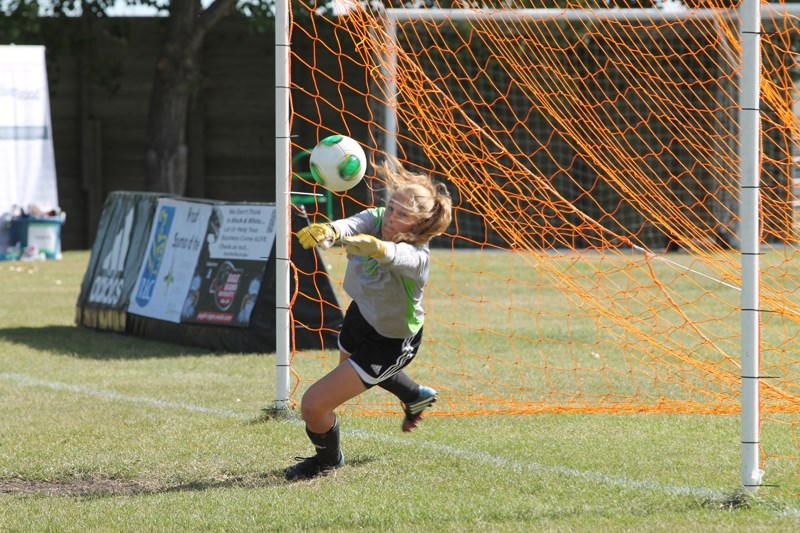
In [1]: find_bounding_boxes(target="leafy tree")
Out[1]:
[0,0,42,42]
[142,0,238,194]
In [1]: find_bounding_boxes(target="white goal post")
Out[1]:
[274,0,291,413]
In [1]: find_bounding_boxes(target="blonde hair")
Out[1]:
[374,157,453,246]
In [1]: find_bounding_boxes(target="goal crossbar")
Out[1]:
[385,5,800,23]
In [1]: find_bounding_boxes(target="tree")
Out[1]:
[143,0,237,194]
[0,0,272,195]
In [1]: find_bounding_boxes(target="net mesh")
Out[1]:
[289,0,800,480]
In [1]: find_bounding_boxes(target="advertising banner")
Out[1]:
[0,45,59,215]
[127,199,276,327]
[181,204,276,326]
[75,191,171,331]
[78,192,340,352]
[128,199,213,323]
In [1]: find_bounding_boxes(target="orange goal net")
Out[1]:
[287,0,800,487]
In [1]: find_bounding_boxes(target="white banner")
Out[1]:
[128,199,213,323]
[0,45,59,215]
[209,204,276,261]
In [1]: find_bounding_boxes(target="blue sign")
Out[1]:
[134,205,175,307]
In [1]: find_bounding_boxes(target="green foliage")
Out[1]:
[238,0,278,32]
[0,0,42,43]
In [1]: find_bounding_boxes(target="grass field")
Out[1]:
[1,251,799,532]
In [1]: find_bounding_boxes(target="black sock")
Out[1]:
[305,416,342,465]
[378,371,420,404]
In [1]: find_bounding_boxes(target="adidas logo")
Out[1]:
[88,207,134,305]
[371,364,382,374]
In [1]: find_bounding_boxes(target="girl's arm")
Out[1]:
[343,235,428,280]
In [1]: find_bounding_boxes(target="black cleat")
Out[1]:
[284,453,344,481]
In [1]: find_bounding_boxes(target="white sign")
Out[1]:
[127,199,212,323]
[0,45,59,215]
[209,204,276,260]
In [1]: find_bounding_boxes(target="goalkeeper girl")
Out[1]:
[285,157,452,481]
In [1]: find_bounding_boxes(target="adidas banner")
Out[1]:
[76,191,171,331]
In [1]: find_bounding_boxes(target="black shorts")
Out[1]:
[338,301,423,388]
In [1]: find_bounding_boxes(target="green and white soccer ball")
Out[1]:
[309,135,367,192]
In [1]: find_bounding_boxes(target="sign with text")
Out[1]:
[127,200,276,326]
[128,199,212,323]
[209,204,275,261]
[181,204,276,326]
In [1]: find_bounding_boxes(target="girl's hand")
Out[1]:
[343,234,387,259]
[297,223,339,250]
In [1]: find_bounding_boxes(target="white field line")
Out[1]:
[3,371,799,516]
[1,372,248,420]
[347,427,719,498]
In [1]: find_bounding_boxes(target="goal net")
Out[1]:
[287,0,800,492]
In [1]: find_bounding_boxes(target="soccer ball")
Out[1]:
[308,135,367,192]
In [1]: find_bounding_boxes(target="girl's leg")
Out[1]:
[302,358,366,433]
[337,339,434,434]
[373,366,437,433]
[301,360,365,465]
[377,371,419,404]
[285,361,366,480]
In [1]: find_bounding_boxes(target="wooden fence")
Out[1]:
[23,16,359,251]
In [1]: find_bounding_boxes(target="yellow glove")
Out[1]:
[343,234,387,260]
[297,223,339,250]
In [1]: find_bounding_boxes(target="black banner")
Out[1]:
[75,191,174,331]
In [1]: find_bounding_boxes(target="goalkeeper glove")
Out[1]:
[343,234,388,260]
[297,223,340,250]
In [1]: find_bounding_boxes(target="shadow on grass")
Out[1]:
[0,325,211,360]
[0,458,375,497]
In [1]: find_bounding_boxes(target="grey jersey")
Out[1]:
[331,207,429,339]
